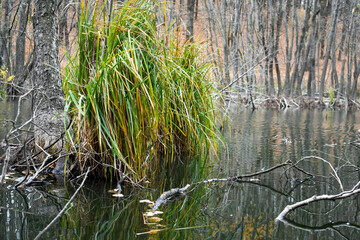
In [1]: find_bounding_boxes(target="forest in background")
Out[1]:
[0,0,360,107]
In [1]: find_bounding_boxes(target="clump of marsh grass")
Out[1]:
[63,0,219,181]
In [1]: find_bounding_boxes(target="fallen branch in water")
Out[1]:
[152,184,191,210]
[276,180,360,222]
[228,160,293,181]
[152,161,293,210]
[201,160,293,184]
[33,167,90,240]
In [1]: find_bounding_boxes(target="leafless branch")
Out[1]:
[276,181,360,222]
[296,155,344,191]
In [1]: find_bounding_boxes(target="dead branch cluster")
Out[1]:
[153,150,360,225]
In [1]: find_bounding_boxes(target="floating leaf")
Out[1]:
[140,199,154,204]
[144,211,163,217]
[148,217,162,222]
[108,189,118,193]
[112,193,124,198]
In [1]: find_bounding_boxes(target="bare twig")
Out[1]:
[228,160,293,181]
[193,160,293,185]
[219,54,274,93]
[297,156,344,191]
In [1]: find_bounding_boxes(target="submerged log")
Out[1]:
[152,184,190,210]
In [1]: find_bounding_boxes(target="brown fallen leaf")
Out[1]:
[108,189,118,193]
[147,217,163,222]
[143,211,163,217]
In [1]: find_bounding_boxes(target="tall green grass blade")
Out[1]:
[63,0,220,181]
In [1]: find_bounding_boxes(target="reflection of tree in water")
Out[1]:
[276,215,360,239]
[2,108,360,239]
[211,108,360,239]
[0,183,67,239]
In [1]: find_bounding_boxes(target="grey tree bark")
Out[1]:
[186,0,195,41]
[319,0,339,101]
[295,0,318,96]
[318,0,331,58]
[330,34,338,92]
[307,1,318,101]
[351,56,360,100]
[12,0,31,95]
[0,0,12,69]
[289,0,311,97]
[32,0,66,158]
[220,0,230,85]
[273,1,283,95]
[282,0,296,96]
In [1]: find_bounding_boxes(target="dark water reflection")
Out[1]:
[216,107,360,239]
[1,101,360,239]
[0,99,32,156]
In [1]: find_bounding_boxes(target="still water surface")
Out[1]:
[1,101,360,239]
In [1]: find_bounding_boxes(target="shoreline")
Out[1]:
[222,94,360,111]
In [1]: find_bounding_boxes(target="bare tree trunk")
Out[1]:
[336,59,346,100]
[307,55,316,100]
[295,0,318,96]
[346,28,355,101]
[318,0,331,58]
[12,0,30,95]
[273,1,283,96]
[289,0,311,97]
[282,0,296,97]
[203,0,223,82]
[230,0,242,89]
[178,0,184,29]
[186,0,195,41]
[167,0,175,32]
[351,56,360,100]
[319,1,339,102]
[330,34,339,92]
[266,0,275,97]
[0,0,12,69]
[221,0,230,85]
[307,0,317,100]
[337,6,349,61]
[32,0,66,157]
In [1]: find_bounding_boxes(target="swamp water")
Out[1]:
[1,101,360,239]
